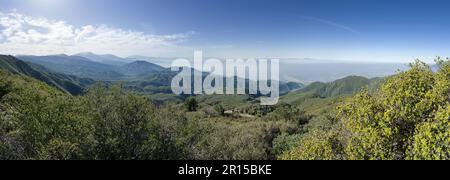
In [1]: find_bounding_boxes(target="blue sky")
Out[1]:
[0,0,449,62]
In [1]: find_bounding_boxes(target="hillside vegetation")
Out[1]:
[3,52,448,160]
[281,58,450,160]
[0,69,303,160]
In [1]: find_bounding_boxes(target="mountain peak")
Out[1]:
[54,54,69,57]
[75,52,122,58]
[121,60,164,76]
[74,52,129,66]
[75,52,96,56]
[130,60,149,64]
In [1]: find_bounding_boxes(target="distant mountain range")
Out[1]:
[12,53,304,94]
[16,54,165,81]
[0,53,385,100]
[75,52,132,66]
[0,52,410,99]
[127,55,409,83]
[15,52,410,83]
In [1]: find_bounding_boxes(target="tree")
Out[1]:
[82,84,161,159]
[185,97,198,112]
[266,103,311,126]
[279,129,343,160]
[0,71,92,160]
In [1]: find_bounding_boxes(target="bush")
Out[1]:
[214,104,225,116]
[185,97,198,112]
[280,129,343,160]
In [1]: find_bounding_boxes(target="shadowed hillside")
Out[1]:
[0,55,95,95]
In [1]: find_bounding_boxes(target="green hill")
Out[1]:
[297,76,382,98]
[121,61,165,76]
[0,55,95,95]
[279,82,305,95]
[277,75,385,133]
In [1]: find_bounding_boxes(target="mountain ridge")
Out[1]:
[75,52,131,66]
[16,54,166,81]
[0,55,95,95]
[295,75,383,98]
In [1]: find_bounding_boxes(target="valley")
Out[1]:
[2,52,448,160]
[0,52,389,160]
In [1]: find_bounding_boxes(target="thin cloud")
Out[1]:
[0,11,194,56]
[298,15,359,34]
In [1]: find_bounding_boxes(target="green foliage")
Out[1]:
[214,104,225,116]
[265,103,312,127]
[1,71,296,160]
[0,72,205,160]
[0,70,91,159]
[282,58,450,160]
[185,97,199,112]
[411,105,450,160]
[341,60,436,160]
[280,129,343,160]
[272,133,302,156]
[236,104,276,117]
[81,84,156,159]
[193,119,296,160]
